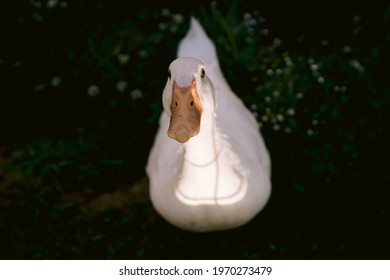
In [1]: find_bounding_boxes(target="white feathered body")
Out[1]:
[146,18,271,232]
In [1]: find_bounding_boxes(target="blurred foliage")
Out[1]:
[0,0,389,259]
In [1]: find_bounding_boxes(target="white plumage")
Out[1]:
[146,17,271,232]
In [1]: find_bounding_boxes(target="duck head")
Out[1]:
[162,57,215,143]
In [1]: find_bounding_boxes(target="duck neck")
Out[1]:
[183,114,219,166]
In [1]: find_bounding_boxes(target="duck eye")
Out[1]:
[200,68,205,78]
[168,69,171,79]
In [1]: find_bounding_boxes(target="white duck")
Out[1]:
[146,17,271,232]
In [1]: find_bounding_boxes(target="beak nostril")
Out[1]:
[175,101,178,108]
[189,100,194,107]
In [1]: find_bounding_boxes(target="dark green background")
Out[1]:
[0,0,388,259]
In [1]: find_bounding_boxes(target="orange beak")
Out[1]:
[167,79,203,143]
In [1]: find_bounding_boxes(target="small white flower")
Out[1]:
[47,0,58,8]
[250,104,258,110]
[50,76,61,87]
[130,89,143,100]
[275,68,282,75]
[307,129,314,136]
[249,19,257,26]
[276,114,284,122]
[172,14,184,24]
[273,91,280,97]
[261,115,268,122]
[244,13,252,21]
[244,14,257,27]
[264,96,271,103]
[350,59,364,72]
[343,46,352,53]
[272,38,282,47]
[161,8,170,16]
[118,54,130,65]
[261,28,269,36]
[138,49,147,58]
[296,92,303,99]
[334,85,340,92]
[284,127,292,133]
[310,64,319,71]
[312,119,319,126]
[273,124,280,131]
[284,57,293,67]
[286,108,295,116]
[158,23,167,30]
[308,58,314,65]
[317,76,325,83]
[116,80,127,93]
[266,69,274,76]
[87,85,100,97]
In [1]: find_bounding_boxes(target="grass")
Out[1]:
[0,1,389,259]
